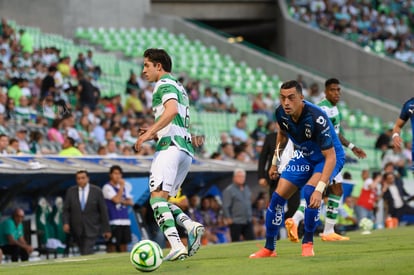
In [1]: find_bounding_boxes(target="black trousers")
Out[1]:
[229,222,254,242]
[1,244,29,262]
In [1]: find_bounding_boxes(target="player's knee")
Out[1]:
[303,184,315,206]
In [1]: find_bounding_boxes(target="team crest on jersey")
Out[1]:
[305,127,311,138]
[316,116,326,126]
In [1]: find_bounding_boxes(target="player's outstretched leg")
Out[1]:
[151,198,187,261]
[168,203,205,257]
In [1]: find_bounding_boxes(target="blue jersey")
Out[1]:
[275,100,345,165]
[399,97,414,167]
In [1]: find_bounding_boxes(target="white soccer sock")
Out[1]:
[292,199,306,225]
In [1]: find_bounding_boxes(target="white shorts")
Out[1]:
[149,146,192,197]
[333,171,343,184]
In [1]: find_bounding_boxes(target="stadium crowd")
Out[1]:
[288,0,414,64]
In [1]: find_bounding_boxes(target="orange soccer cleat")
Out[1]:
[321,232,350,241]
[249,247,277,259]
[285,218,299,243]
[301,242,315,257]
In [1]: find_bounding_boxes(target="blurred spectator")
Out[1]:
[0,133,8,154]
[220,142,235,161]
[106,139,119,157]
[126,70,140,94]
[381,172,414,222]
[57,56,71,78]
[102,165,134,253]
[16,126,30,153]
[0,208,34,262]
[124,88,144,117]
[40,66,57,99]
[252,193,267,239]
[382,145,409,177]
[198,87,219,112]
[96,145,107,155]
[77,72,99,111]
[76,115,93,143]
[375,128,392,155]
[18,29,33,54]
[307,82,324,103]
[73,52,87,75]
[58,136,82,156]
[199,196,219,244]
[47,118,64,144]
[250,117,266,142]
[222,168,254,242]
[7,137,19,154]
[337,196,358,233]
[8,77,24,106]
[355,170,381,222]
[252,92,272,120]
[29,130,50,155]
[230,119,248,146]
[63,170,111,255]
[62,114,81,143]
[85,50,101,80]
[220,86,237,113]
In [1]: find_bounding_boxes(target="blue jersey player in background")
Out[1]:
[392,97,414,172]
[250,80,345,258]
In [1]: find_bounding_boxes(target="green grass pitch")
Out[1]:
[1,226,414,274]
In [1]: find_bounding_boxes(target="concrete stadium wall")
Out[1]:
[275,0,414,108]
[0,0,150,38]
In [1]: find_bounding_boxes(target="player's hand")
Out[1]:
[268,165,279,180]
[309,190,323,208]
[63,224,70,233]
[103,232,112,241]
[393,135,403,149]
[258,178,268,188]
[119,178,125,187]
[352,147,367,159]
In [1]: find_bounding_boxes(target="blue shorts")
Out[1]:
[280,156,344,189]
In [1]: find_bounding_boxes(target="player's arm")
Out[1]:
[134,99,178,151]
[308,147,336,208]
[338,132,366,159]
[392,118,406,149]
[269,129,288,180]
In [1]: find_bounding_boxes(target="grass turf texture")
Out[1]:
[1,226,413,274]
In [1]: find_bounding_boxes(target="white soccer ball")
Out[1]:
[130,240,163,272]
[359,218,374,234]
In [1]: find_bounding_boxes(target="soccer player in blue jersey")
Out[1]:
[392,97,414,172]
[249,80,346,258]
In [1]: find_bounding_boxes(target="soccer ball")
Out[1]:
[359,218,374,234]
[130,240,163,272]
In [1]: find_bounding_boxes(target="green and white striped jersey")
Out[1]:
[318,98,341,135]
[152,74,194,156]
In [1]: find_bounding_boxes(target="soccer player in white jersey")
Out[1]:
[285,78,366,242]
[134,48,204,261]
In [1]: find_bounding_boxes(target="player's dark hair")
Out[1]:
[325,78,340,88]
[110,165,123,175]
[143,48,172,72]
[280,80,303,94]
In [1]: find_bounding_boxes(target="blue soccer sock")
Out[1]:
[302,185,320,244]
[264,192,286,251]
